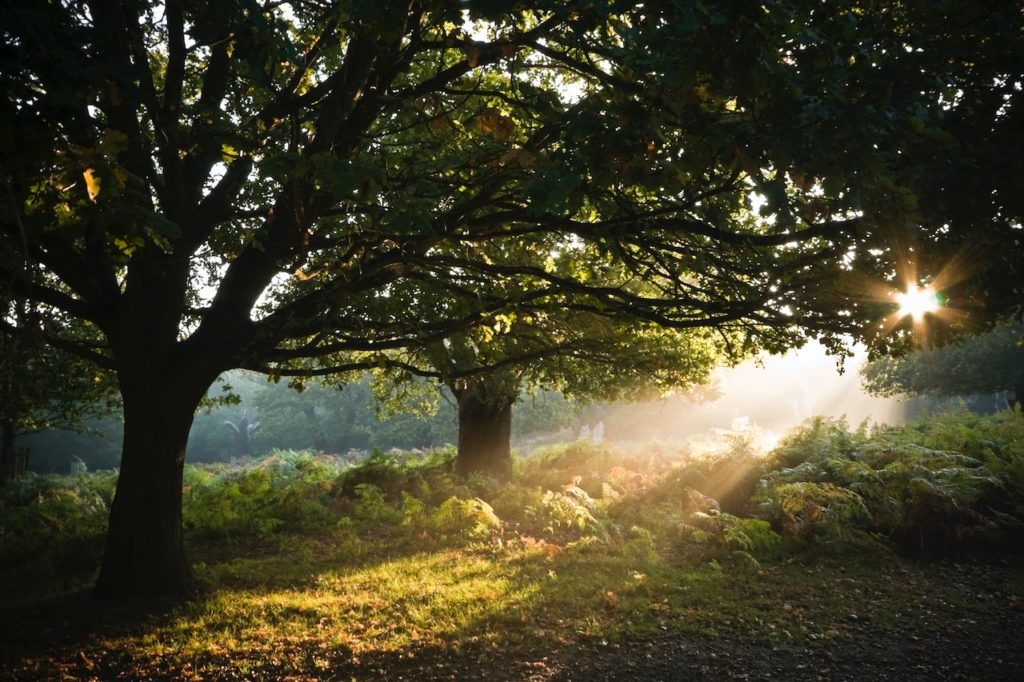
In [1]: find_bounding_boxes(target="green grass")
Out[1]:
[2,409,1023,678]
[53,531,1017,679]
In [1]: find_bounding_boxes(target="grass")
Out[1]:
[18,533,1016,680]
[2,409,1023,679]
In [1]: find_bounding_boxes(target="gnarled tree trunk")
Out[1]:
[94,357,220,598]
[452,377,517,479]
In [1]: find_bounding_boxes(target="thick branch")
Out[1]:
[185,157,255,255]
[162,0,186,120]
[0,319,114,369]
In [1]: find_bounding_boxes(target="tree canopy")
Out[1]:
[0,302,119,480]
[7,1,1021,380]
[862,323,1024,407]
[2,0,1021,597]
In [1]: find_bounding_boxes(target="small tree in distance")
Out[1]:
[861,324,1024,410]
[430,315,735,479]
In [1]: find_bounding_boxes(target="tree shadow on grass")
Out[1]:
[4,537,1024,681]
[0,589,185,679]
[0,537,622,679]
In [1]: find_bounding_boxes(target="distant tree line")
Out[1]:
[17,371,582,472]
[861,323,1023,413]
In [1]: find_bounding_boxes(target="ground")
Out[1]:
[4,418,1024,681]
[2,556,1021,681]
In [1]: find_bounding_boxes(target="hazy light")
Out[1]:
[896,285,939,320]
[560,342,906,455]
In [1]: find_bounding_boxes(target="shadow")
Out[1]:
[0,589,182,678]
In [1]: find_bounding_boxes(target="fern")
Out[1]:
[535,488,610,543]
[430,496,501,544]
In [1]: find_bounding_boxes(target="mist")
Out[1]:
[576,342,906,451]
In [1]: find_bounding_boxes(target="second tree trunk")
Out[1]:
[453,378,516,479]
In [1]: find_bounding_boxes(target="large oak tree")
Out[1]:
[2,0,1021,596]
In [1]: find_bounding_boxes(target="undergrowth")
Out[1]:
[2,409,1022,602]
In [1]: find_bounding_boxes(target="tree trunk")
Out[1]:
[453,380,515,479]
[336,401,357,452]
[94,364,217,599]
[301,405,329,452]
[0,418,19,483]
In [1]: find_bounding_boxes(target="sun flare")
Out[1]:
[896,285,940,320]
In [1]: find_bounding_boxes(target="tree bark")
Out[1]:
[453,379,516,479]
[94,361,218,598]
[0,418,19,483]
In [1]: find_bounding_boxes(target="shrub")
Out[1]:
[622,525,659,564]
[334,448,457,505]
[183,450,343,539]
[764,416,869,471]
[532,485,611,543]
[490,484,545,525]
[353,483,403,526]
[756,410,1024,553]
[758,481,874,548]
[0,471,117,598]
[644,449,761,516]
[678,510,781,562]
[518,440,613,497]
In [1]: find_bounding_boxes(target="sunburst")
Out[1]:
[895,285,940,320]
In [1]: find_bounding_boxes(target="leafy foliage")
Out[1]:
[758,481,875,549]
[335,448,458,502]
[183,450,345,539]
[680,512,782,566]
[862,323,1024,405]
[759,412,1024,552]
[429,496,502,544]
[5,409,1022,602]
[0,471,116,595]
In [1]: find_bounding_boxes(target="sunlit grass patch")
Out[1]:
[130,548,519,660]
[107,539,977,682]
[7,534,1023,680]
[115,538,752,673]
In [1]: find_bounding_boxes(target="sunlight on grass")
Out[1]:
[136,548,535,660]
[106,537,966,682]
[114,541,746,674]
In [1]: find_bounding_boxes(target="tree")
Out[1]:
[253,379,346,454]
[862,324,1024,409]
[0,302,119,481]
[250,372,456,454]
[223,407,260,458]
[400,309,735,477]
[2,1,1020,597]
